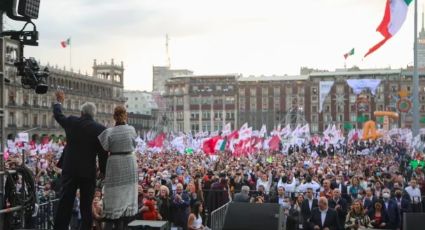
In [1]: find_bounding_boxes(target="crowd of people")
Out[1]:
[2,90,425,230]
[4,136,425,229]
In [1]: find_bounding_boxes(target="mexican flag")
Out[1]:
[365,0,412,57]
[61,38,71,48]
[343,48,355,59]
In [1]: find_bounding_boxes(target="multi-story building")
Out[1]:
[164,75,238,133]
[237,75,309,131]
[2,37,125,138]
[165,69,425,133]
[124,90,158,134]
[152,66,193,94]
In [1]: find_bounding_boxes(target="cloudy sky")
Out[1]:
[3,0,422,91]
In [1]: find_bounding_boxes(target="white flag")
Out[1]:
[319,81,334,112]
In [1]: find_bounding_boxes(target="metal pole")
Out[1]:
[0,10,4,230]
[413,0,420,137]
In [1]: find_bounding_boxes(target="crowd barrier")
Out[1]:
[210,202,230,230]
[33,198,59,230]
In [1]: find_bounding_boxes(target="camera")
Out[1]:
[15,57,49,94]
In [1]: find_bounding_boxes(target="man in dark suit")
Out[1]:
[362,188,377,213]
[309,197,339,230]
[53,91,107,230]
[331,175,350,203]
[381,188,400,229]
[328,189,347,230]
[301,188,318,229]
[233,185,250,203]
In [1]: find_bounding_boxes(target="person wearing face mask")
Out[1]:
[381,188,400,229]
[394,188,411,229]
[331,175,349,204]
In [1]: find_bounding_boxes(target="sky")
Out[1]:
[3,0,423,91]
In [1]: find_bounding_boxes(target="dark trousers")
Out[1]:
[54,174,95,230]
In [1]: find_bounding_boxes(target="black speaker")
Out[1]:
[222,203,283,230]
[403,213,425,230]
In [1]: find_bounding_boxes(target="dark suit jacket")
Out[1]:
[382,199,400,229]
[331,182,350,202]
[362,196,377,212]
[309,208,339,230]
[328,198,348,230]
[233,193,250,203]
[301,198,318,221]
[53,103,107,179]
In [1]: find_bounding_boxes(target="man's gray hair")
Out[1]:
[80,102,97,117]
[241,185,250,194]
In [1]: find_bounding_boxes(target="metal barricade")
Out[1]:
[34,198,59,230]
[210,202,230,230]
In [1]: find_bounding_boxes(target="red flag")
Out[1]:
[148,133,166,148]
[202,136,222,155]
[269,135,281,151]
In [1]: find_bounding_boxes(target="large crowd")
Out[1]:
[3,135,425,230]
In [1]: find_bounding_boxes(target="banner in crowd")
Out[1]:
[346,79,381,95]
[319,81,334,112]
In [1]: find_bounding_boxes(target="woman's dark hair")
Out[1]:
[191,201,202,218]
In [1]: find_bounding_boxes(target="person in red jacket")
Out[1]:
[140,188,162,220]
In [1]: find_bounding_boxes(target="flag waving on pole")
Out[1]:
[364,0,412,57]
[343,48,355,59]
[61,38,71,48]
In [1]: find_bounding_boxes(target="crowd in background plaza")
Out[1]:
[3,133,425,230]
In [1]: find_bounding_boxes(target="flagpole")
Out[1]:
[413,0,420,137]
[69,37,72,70]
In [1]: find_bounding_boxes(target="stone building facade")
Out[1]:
[165,69,425,133]
[2,38,125,138]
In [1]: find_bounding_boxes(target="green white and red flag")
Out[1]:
[364,0,412,57]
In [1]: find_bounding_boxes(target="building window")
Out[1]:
[311,124,318,133]
[33,96,38,106]
[311,95,318,101]
[202,112,210,120]
[23,113,29,127]
[262,87,268,96]
[312,106,317,113]
[42,114,47,127]
[337,104,344,113]
[391,85,397,92]
[336,85,344,94]
[274,98,280,110]
[239,89,245,96]
[312,115,318,122]
[250,88,256,96]
[23,94,29,105]
[250,100,256,111]
[33,115,38,126]
[8,112,15,126]
[8,91,16,105]
[312,87,318,95]
[239,98,245,110]
[274,87,280,96]
[135,97,138,101]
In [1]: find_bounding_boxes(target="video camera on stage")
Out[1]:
[1,0,48,94]
[15,57,48,94]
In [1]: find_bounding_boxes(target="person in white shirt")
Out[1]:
[298,176,321,194]
[405,178,422,212]
[256,171,272,194]
[277,175,297,195]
